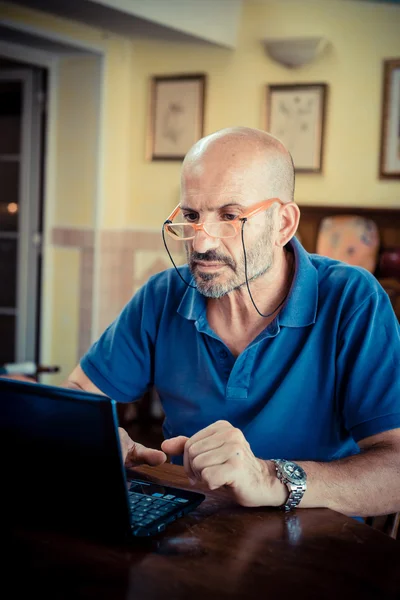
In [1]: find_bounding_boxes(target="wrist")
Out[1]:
[264,460,289,507]
[270,459,308,511]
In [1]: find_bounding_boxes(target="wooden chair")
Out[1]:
[365,513,400,540]
[378,277,400,318]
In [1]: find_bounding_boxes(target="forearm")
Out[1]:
[60,379,83,390]
[61,365,106,396]
[276,446,400,517]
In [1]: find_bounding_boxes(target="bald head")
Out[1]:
[182,126,295,204]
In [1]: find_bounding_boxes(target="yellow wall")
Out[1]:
[129,0,400,228]
[1,0,399,230]
[100,38,135,229]
[50,248,81,382]
[55,55,100,228]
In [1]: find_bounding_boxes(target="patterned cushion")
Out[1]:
[316,215,380,273]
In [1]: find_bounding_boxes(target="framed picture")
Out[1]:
[147,73,206,161]
[266,83,328,173]
[379,58,400,179]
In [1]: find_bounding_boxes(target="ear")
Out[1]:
[275,203,300,248]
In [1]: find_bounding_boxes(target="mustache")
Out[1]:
[190,250,236,270]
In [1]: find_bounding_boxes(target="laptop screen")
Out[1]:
[0,378,132,540]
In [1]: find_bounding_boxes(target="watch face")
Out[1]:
[282,461,306,484]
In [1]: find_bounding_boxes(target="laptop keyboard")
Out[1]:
[128,491,189,528]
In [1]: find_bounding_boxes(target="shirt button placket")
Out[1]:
[218,348,231,378]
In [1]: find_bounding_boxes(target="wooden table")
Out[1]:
[5,463,400,599]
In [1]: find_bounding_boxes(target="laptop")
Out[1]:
[0,377,205,542]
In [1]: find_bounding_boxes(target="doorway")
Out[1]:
[0,60,46,365]
[0,21,104,381]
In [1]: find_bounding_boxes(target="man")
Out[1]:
[67,126,400,517]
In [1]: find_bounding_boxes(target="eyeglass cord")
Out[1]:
[161,219,294,318]
[162,220,197,289]
[240,219,294,318]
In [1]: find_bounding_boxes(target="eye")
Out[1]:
[222,213,239,221]
[183,212,199,222]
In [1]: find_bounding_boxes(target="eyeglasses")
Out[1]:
[163,197,284,241]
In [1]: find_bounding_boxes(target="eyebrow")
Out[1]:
[179,202,246,212]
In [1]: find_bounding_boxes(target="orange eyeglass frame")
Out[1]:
[164,197,285,238]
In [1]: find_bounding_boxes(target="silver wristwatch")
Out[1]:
[271,459,307,512]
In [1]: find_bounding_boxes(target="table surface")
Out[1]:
[5,463,400,600]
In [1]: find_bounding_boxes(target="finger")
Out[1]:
[188,431,226,458]
[200,463,235,491]
[125,441,167,467]
[161,436,196,483]
[186,420,233,447]
[183,442,197,484]
[191,443,237,473]
[161,435,188,456]
[160,436,197,483]
[184,422,233,477]
[187,436,225,480]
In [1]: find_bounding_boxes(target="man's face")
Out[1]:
[181,162,277,299]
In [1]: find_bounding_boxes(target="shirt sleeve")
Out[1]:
[337,288,400,442]
[80,280,157,403]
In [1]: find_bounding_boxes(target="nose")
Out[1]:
[191,227,220,254]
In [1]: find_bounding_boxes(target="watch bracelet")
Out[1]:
[283,486,304,511]
[271,459,306,512]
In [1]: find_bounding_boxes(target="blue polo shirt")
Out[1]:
[81,238,400,463]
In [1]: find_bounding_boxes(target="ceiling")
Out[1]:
[354,0,400,3]
[0,23,99,55]
[6,0,233,46]
[1,0,398,58]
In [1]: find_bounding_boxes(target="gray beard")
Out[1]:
[194,262,272,299]
[188,225,274,299]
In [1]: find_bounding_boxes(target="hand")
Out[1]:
[118,427,167,468]
[161,420,287,508]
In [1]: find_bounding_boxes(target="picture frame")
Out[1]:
[379,58,400,179]
[266,83,328,173]
[147,73,206,161]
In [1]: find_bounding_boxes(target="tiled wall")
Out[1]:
[52,227,185,360]
[52,228,94,358]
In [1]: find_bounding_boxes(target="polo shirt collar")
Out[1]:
[278,236,318,327]
[177,270,206,321]
[177,236,318,328]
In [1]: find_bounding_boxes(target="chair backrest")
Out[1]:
[316,215,380,273]
[365,513,400,540]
